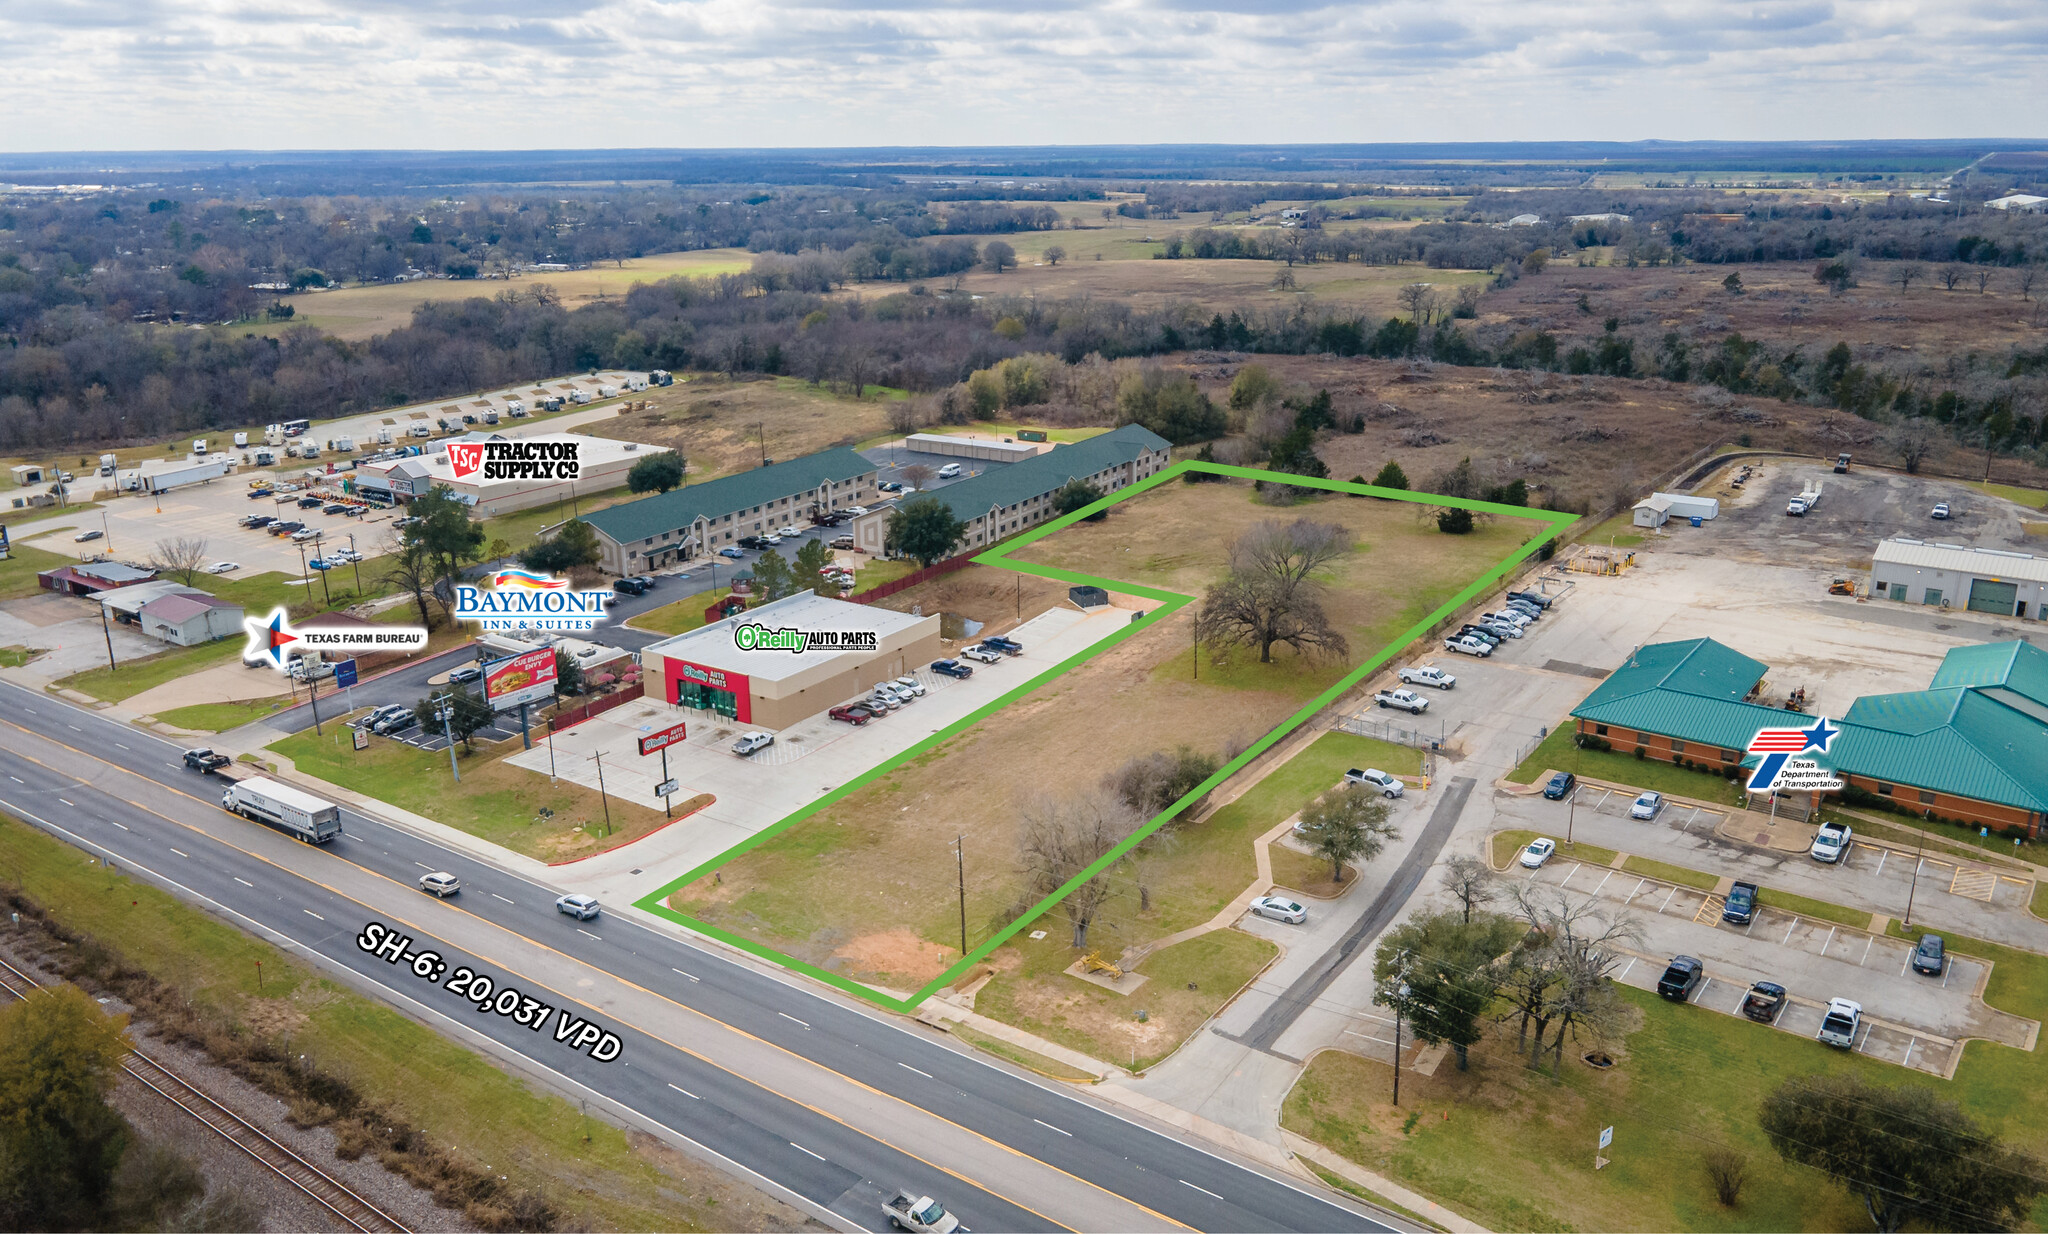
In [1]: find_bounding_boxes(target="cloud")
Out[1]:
[0,0,2025,149]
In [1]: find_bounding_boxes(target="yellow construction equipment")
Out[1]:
[1081,951,1124,980]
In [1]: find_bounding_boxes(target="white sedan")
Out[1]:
[1519,837,1557,869]
[204,561,241,574]
[1249,895,1307,924]
[1629,791,1664,820]
[777,525,800,537]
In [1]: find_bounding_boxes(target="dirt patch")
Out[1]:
[832,930,956,987]
[587,374,896,483]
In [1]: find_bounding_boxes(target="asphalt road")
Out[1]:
[0,680,1398,1234]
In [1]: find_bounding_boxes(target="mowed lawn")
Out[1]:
[271,716,674,862]
[1288,919,2048,1232]
[1508,721,1747,806]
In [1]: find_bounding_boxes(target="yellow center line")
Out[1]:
[1,718,1190,1231]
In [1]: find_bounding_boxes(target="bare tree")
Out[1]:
[148,536,209,585]
[1702,1147,1749,1207]
[381,530,438,628]
[1397,283,1440,325]
[1042,245,1067,267]
[1894,263,1922,292]
[1880,417,1939,474]
[1504,885,1642,1072]
[1295,784,1400,883]
[1194,519,1352,664]
[2019,264,2040,302]
[1440,855,1496,923]
[1976,267,1994,296]
[1940,264,1966,292]
[898,463,935,490]
[1016,791,1138,948]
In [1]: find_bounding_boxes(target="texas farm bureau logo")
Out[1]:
[1745,716,1845,794]
[243,607,428,673]
[453,569,613,632]
[447,440,580,482]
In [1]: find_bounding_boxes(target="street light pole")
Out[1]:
[954,835,968,959]
[433,692,459,783]
[348,531,362,596]
[1904,817,1928,927]
[97,599,117,671]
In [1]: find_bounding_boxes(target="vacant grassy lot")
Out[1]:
[1754,886,1869,929]
[54,636,247,702]
[626,587,735,637]
[0,542,76,601]
[253,250,755,341]
[1622,854,1719,891]
[153,697,292,732]
[936,257,1491,317]
[1507,723,1747,806]
[0,813,797,1232]
[272,716,673,862]
[590,375,900,483]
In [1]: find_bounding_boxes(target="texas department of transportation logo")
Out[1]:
[1745,716,1844,793]
[447,440,580,482]
[453,570,612,632]
[242,606,428,674]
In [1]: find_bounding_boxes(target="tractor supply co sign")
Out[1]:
[483,647,557,712]
[447,440,581,482]
[638,721,689,756]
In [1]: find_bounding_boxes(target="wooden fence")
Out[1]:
[548,682,644,733]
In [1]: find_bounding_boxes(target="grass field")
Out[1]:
[1271,842,1363,899]
[54,636,247,702]
[1968,480,2048,510]
[1754,886,1870,929]
[945,1023,1097,1082]
[1491,828,1619,870]
[0,813,792,1232]
[592,375,901,483]
[1506,724,1746,806]
[151,697,293,732]
[271,716,673,862]
[1622,854,1719,891]
[625,587,734,636]
[936,256,1493,316]
[0,645,40,668]
[0,542,75,601]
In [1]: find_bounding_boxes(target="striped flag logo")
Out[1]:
[1745,716,1840,792]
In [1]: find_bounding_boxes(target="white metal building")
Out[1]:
[1632,492,1719,528]
[1870,538,2048,618]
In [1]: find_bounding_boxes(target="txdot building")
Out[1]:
[640,591,942,730]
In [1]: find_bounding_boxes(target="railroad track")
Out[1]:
[0,951,408,1234]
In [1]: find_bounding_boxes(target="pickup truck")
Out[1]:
[1398,664,1456,690]
[1722,880,1759,925]
[1817,997,1862,1048]
[1810,820,1852,863]
[1444,635,1493,657]
[182,748,231,773]
[883,1191,960,1233]
[1373,688,1430,714]
[1741,981,1787,1023]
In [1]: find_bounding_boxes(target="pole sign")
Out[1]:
[1599,1126,1614,1150]
[655,779,679,798]
[482,646,558,712]
[638,721,689,756]
[353,726,369,751]
[333,658,359,689]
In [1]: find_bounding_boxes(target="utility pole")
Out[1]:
[1392,982,1407,1107]
[754,422,766,466]
[307,670,324,736]
[433,692,459,783]
[590,750,613,836]
[348,531,362,596]
[1904,817,1929,927]
[953,835,967,959]
[97,599,117,671]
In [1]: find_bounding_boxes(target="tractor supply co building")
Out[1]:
[582,449,879,575]
[1570,637,2048,835]
[851,423,1172,557]
[350,432,671,517]
[640,592,941,731]
[1869,537,2048,618]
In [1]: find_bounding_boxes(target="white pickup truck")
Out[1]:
[883,1191,959,1233]
[1399,664,1457,690]
[1373,688,1430,714]
[1816,998,1861,1048]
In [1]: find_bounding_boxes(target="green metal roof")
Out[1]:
[1569,638,1787,752]
[1830,641,2048,813]
[583,448,874,546]
[915,424,1170,523]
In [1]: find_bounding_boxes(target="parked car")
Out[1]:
[1816,997,1862,1048]
[732,731,774,755]
[181,748,231,773]
[828,705,872,725]
[736,536,766,550]
[1476,620,1524,640]
[449,665,483,685]
[419,872,462,897]
[307,557,333,570]
[1483,609,1534,628]
[374,711,419,736]
[1249,895,1307,924]
[1373,688,1430,714]
[831,535,855,550]
[718,546,745,559]
[246,488,273,500]
[555,893,601,921]
[291,528,321,542]
[72,529,103,543]
[1344,768,1405,798]
[961,644,1004,664]
[894,676,927,697]
[244,515,274,528]
[777,525,800,538]
[1810,820,1852,863]
[1911,933,1946,976]
[1629,791,1664,820]
[761,534,782,546]
[1519,837,1557,869]
[865,691,900,712]
[982,635,1024,655]
[1455,625,1504,646]
[1657,955,1705,1001]
[1543,771,1577,800]
[322,503,348,515]
[297,495,324,509]
[937,463,964,479]
[1931,502,1951,520]
[879,682,915,705]
[1723,880,1759,925]
[1444,635,1493,657]
[613,578,648,597]
[204,561,240,574]
[930,659,972,680]
[1741,981,1787,1023]
[1398,664,1456,690]
[1506,590,1553,610]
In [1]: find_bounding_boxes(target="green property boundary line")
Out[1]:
[633,460,1577,1012]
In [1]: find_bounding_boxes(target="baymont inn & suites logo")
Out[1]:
[455,570,612,632]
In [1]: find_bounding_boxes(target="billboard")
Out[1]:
[482,647,557,712]
[638,721,689,756]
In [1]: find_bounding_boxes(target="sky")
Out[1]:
[1,0,2040,150]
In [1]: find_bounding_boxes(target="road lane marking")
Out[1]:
[304,909,324,920]
[67,725,80,732]
[109,821,128,831]
[169,848,188,857]
[1035,1119,1071,1136]
[59,799,73,807]
[492,893,515,903]
[668,1083,699,1099]
[899,1063,932,1078]
[577,929,602,941]
[7,777,20,784]
[234,877,254,887]
[414,862,435,870]
[1179,1180,1224,1201]
[790,1142,827,1162]
[779,1013,810,1029]
[672,968,699,982]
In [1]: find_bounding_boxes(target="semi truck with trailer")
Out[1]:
[220,777,342,844]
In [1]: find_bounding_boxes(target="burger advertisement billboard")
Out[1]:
[482,646,558,712]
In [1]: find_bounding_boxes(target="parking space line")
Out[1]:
[1590,870,1614,896]
[1819,926,1837,956]
[1744,913,1758,936]
[1900,952,1913,977]
[1782,918,1799,945]
[1658,886,1677,914]
[1698,977,1711,1001]
[1618,957,1635,982]
[1943,963,1952,988]
[1873,849,1888,877]
[1859,937,1873,967]
[1557,864,1578,889]
[1903,1038,1916,1069]
[1622,877,1646,905]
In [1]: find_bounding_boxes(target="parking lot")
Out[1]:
[858,441,1014,492]
[1506,848,2037,1077]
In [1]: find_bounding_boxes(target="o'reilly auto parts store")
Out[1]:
[640,592,942,730]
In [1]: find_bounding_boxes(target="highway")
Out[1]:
[0,679,1398,1234]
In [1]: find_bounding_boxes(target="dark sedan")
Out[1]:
[1911,933,1945,977]
[1543,771,1576,800]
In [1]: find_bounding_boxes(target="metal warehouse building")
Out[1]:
[1571,637,2048,835]
[1869,537,2048,618]
[640,592,941,731]
[851,424,1172,557]
[582,449,879,575]
[352,432,672,518]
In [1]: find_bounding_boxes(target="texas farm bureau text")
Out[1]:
[356,921,622,1061]
[733,624,878,654]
